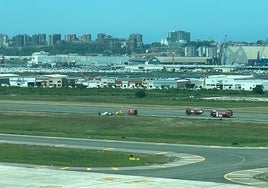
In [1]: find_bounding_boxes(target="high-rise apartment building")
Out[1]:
[23,34,32,46]
[167,30,190,43]
[97,33,107,42]
[48,34,61,46]
[12,35,24,46]
[80,34,91,42]
[128,33,143,50]
[65,34,77,42]
[32,34,47,45]
[0,34,9,47]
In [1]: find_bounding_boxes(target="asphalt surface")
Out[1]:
[0,134,268,187]
[0,101,267,187]
[0,164,253,188]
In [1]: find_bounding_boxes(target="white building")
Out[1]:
[86,78,101,88]
[202,75,266,91]
[142,79,155,89]
[101,78,116,88]
[153,78,178,89]
[28,51,50,65]
[9,77,36,87]
[27,52,129,66]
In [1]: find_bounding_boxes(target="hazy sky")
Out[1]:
[1,0,267,44]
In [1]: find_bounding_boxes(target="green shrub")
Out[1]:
[253,85,264,94]
[135,89,146,98]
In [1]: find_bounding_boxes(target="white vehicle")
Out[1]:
[98,112,113,116]
[185,108,204,115]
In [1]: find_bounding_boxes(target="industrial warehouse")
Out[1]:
[1,73,267,91]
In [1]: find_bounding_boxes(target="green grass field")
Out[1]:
[0,143,168,167]
[0,111,267,146]
[0,86,267,108]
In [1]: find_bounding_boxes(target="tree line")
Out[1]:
[1,42,133,56]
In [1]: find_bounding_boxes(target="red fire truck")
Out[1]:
[210,110,233,118]
[127,109,138,116]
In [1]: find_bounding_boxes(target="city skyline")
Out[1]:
[1,0,267,44]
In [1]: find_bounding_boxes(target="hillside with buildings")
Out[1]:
[0,30,267,93]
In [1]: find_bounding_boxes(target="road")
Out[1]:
[0,101,267,187]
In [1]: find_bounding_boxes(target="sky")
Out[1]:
[1,0,268,44]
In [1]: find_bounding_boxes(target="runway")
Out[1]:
[0,100,267,121]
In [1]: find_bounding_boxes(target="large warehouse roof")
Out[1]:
[227,46,268,59]
[156,56,211,64]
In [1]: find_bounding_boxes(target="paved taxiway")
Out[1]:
[1,164,254,188]
[0,134,267,187]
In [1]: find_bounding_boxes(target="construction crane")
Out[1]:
[257,37,268,65]
[220,35,228,65]
[219,35,227,65]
